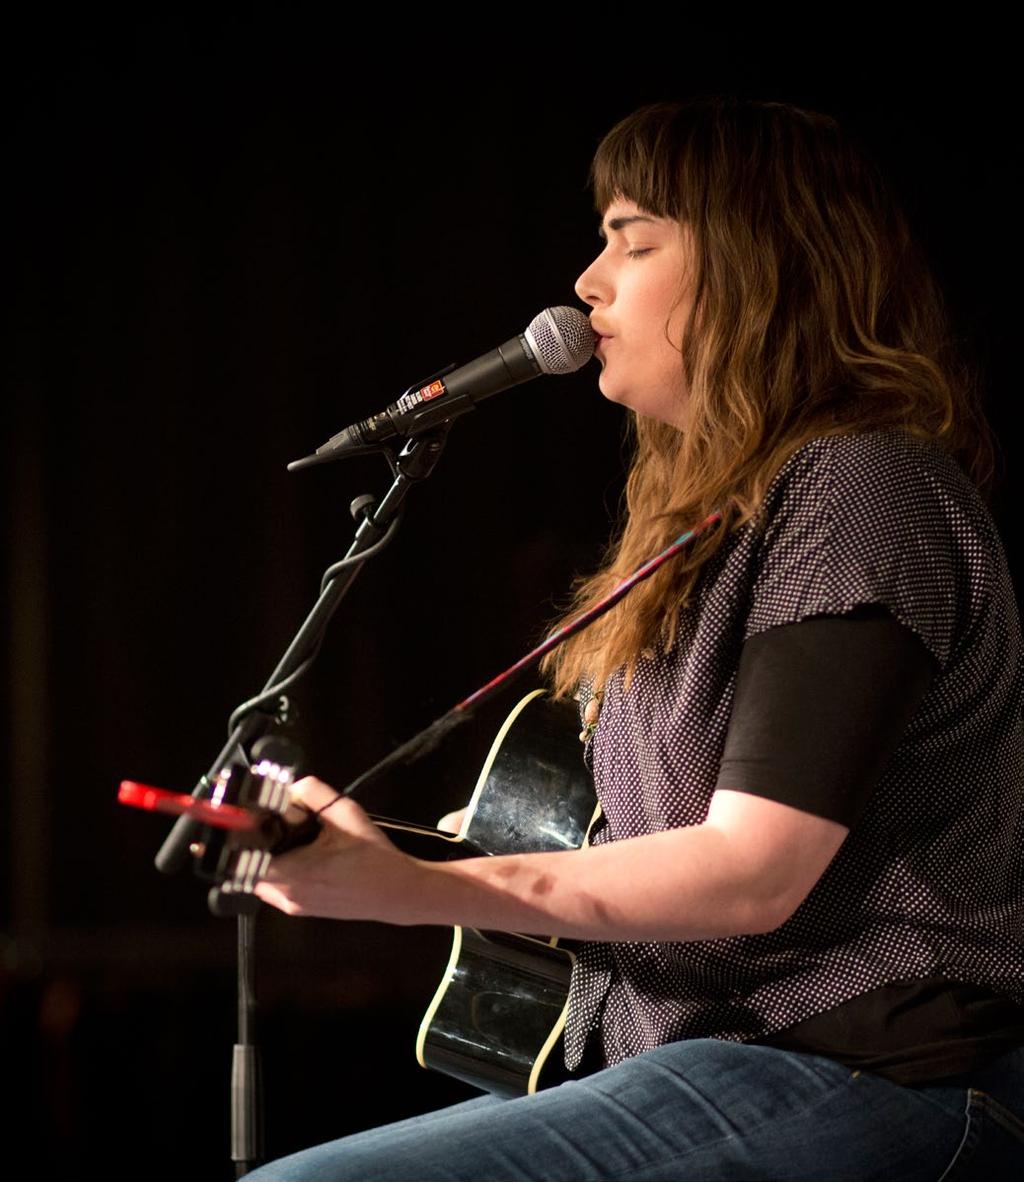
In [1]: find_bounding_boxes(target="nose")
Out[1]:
[574,253,608,309]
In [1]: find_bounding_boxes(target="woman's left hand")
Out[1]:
[254,777,426,924]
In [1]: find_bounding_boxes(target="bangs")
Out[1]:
[591,102,695,219]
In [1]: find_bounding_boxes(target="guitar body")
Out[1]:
[395,689,599,1097]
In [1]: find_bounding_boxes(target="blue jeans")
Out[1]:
[246,1040,1024,1181]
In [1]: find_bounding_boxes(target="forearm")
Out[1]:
[256,784,848,941]
[395,824,792,941]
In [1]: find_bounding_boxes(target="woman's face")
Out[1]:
[575,198,695,426]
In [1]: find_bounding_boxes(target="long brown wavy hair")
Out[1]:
[543,97,991,699]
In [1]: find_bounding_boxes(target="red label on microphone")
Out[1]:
[419,380,447,402]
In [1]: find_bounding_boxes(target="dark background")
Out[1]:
[3,12,1019,1178]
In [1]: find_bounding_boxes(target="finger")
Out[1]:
[254,880,301,915]
[437,807,467,832]
[289,775,346,814]
[288,780,381,845]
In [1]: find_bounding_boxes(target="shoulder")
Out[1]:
[766,429,978,512]
[757,429,991,555]
[740,430,1004,667]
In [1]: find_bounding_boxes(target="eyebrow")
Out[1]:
[598,214,658,240]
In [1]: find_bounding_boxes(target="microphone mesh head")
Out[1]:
[525,306,596,375]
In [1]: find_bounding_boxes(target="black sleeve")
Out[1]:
[714,605,938,827]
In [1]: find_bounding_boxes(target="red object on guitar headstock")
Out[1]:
[118,781,257,831]
[120,749,314,916]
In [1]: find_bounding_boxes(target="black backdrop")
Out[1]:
[4,13,1020,1178]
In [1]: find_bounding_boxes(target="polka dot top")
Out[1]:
[563,429,1024,1071]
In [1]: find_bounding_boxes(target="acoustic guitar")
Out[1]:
[401,689,599,1097]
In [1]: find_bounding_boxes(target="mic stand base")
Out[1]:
[232,913,262,1177]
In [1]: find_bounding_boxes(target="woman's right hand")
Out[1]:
[437,807,467,834]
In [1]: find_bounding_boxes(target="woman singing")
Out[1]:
[249,98,1024,1179]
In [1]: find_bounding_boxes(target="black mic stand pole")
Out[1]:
[154,427,450,875]
[153,426,451,1178]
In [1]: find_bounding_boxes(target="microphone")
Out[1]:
[288,306,595,469]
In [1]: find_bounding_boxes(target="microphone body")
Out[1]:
[290,306,595,468]
[328,333,541,455]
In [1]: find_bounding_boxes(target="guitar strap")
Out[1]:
[328,510,723,810]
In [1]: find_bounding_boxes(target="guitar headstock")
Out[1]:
[120,735,321,916]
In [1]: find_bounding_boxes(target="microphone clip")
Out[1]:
[288,363,459,472]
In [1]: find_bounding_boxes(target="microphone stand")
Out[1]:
[153,425,451,1177]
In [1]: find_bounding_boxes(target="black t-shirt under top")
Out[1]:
[720,607,1024,1084]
